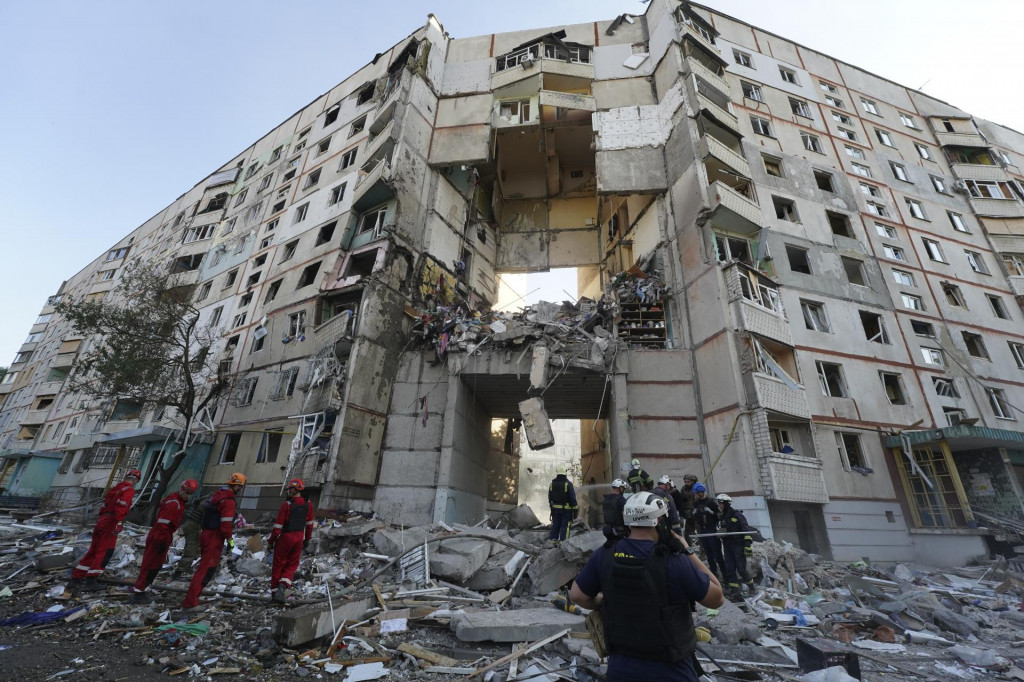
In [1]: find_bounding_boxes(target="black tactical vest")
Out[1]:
[286,499,308,532]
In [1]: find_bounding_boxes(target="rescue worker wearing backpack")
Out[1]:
[182,472,246,611]
[548,465,578,543]
[268,478,315,603]
[131,479,198,603]
[601,478,628,541]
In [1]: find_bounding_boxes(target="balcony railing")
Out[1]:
[537,89,595,112]
[21,409,50,425]
[700,134,751,179]
[969,197,1024,218]
[950,163,1008,182]
[936,131,986,148]
[686,57,729,100]
[764,454,828,503]
[753,373,810,420]
[708,180,763,234]
[695,93,740,136]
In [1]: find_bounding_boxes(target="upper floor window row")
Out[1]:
[494,41,591,71]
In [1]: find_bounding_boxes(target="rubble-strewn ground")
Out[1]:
[2,506,1023,681]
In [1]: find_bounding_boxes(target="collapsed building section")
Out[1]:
[3,2,1024,567]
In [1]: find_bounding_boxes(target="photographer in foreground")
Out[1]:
[569,493,724,682]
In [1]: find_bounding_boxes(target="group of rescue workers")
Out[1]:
[550,457,758,603]
[65,469,316,611]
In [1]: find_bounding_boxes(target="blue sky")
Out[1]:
[1,1,1021,364]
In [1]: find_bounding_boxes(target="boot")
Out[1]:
[66,578,84,595]
[272,585,287,604]
[131,591,154,605]
[82,578,101,592]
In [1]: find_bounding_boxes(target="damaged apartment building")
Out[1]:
[3,1,1024,566]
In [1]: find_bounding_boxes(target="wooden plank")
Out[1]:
[397,642,459,667]
[459,628,570,680]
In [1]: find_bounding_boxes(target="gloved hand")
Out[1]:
[226,537,235,552]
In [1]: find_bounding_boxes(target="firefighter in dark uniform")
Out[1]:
[692,483,726,581]
[678,474,698,539]
[653,475,682,531]
[627,458,653,493]
[717,493,756,600]
[601,478,628,541]
[547,465,578,543]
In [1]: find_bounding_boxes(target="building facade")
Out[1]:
[2,2,1024,563]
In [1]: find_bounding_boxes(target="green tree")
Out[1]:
[56,261,230,521]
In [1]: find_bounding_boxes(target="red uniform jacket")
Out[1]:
[268,495,315,544]
[205,488,237,541]
[101,480,136,523]
[152,492,187,534]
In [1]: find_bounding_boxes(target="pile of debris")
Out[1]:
[2,507,1023,680]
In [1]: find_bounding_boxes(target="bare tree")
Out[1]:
[56,260,230,521]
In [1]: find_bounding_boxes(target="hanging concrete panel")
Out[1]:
[519,397,555,450]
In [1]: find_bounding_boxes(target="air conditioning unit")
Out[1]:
[952,180,970,194]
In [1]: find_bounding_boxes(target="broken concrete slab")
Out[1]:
[504,505,541,530]
[32,553,75,571]
[325,518,385,538]
[272,596,374,647]
[559,530,605,562]
[451,607,585,642]
[372,525,433,557]
[526,547,578,595]
[234,557,270,577]
[519,397,555,450]
[465,550,517,591]
[451,524,512,555]
[430,538,491,582]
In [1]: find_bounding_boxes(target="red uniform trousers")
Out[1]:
[71,515,120,580]
[133,527,174,593]
[183,529,226,608]
[270,531,304,589]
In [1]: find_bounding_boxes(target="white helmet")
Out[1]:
[611,478,627,489]
[716,493,732,503]
[630,458,641,468]
[657,475,672,485]
[623,493,669,527]
[556,465,567,475]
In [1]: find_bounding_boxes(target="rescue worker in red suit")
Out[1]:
[182,472,246,611]
[68,469,140,593]
[131,479,198,604]
[268,478,315,603]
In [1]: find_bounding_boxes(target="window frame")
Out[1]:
[988,387,1014,420]
[947,211,969,233]
[816,361,848,398]
[905,198,927,220]
[880,371,908,405]
[835,432,866,470]
[892,269,915,286]
[922,238,945,263]
[741,81,763,102]
[861,98,879,115]
[801,132,823,154]
[733,50,753,67]
[800,299,831,332]
[750,115,772,137]
[779,66,799,84]
[875,128,895,147]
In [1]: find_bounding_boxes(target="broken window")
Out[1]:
[859,310,890,344]
[266,218,280,232]
[250,334,264,354]
[258,174,273,192]
[232,312,247,328]
[932,376,958,397]
[801,133,823,153]
[817,361,847,397]
[948,211,969,233]
[358,206,388,237]
[988,388,1014,419]
[892,269,914,286]
[273,200,286,213]
[786,244,811,274]
[880,372,908,405]
[110,399,143,421]
[769,427,793,455]
[779,66,798,84]
[942,283,966,307]
[202,193,228,213]
[763,155,783,177]
[244,201,264,225]
[219,432,242,461]
[319,292,361,328]
[750,116,772,137]
[733,50,752,67]
[209,306,223,326]
[962,331,989,359]
[316,221,337,246]
[287,311,307,337]
[814,170,835,192]
[304,169,322,189]
[324,106,340,127]
[339,149,357,170]
[751,337,800,386]
[741,81,763,102]
[495,44,539,71]
[836,128,857,141]
[349,116,366,137]
[182,224,217,244]
[922,238,945,262]
[264,279,282,305]
[773,197,798,222]
[499,99,531,123]
[902,293,924,311]
[738,269,783,313]
[296,262,321,289]
[921,347,944,366]
[989,295,1009,319]
[256,431,284,463]
[905,199,927,220]
[965,250,989,274]
[357,83,376,105]
[790,98,812,119]
[171,253,204,273]
[800,300,830,332]
[245,272,260,289]
[835,432,866,469]
[293,203,309,224]
[224,269,238,288]
[281,240,299,263]
[328,183,347,206]
[107,247,129,262]
[841,256,866,286]
[915,143,933,160]
[826,211,853,238]
[270,368,300,401]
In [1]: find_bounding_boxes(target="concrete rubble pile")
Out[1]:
[2,511,1024,681]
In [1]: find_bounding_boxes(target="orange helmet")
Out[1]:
[227,472,247,486]
[126,469,142,480]
[180,479,199,494]
[287,478,305,491]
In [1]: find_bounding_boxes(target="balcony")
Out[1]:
[37,380,65,395]
[167,269,201,289]
[21,409,50,425]
[708,180,763,234]
[951,163,1008,182]
[361,119,395,166]
[491,57,594,91]
[763,454,828,503]
[685,57,729,100]
[969,197,1024,218]
[678,21,720,56]
[739,298,792,346]
[51,352,76,369]
[700,134,751,179]
[1009,276,1024,296]
[752,373,810,419]
[695,92,740,137]
[352,158,394,211]
[538,89,595,112]
[936,131,986,148]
